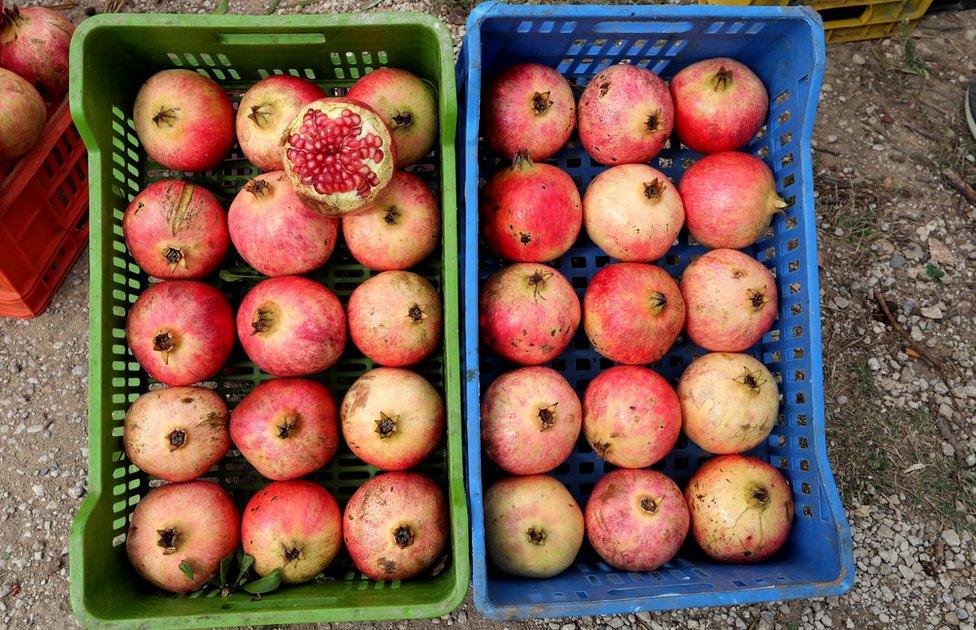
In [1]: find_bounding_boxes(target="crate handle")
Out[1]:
[591,21,694,34]
[215,33,327,46]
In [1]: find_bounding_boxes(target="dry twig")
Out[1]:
[943,169,976,207]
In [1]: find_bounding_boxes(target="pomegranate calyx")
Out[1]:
[153,331,176,365]
[518,232,532,245]
[162,246,187,272]
[749,485,770,509]
[511,149,535,171]
[537,404,557,431]
[152,107,180,128]
[276,413,300,439]
[770,195,789,214]
[643,178,667,200]
[156,527,180,555]
[247,104,273,128]
[407,303,427,322]
[393,524,415,548]
[166,428,188,451]
[245,178,273,198]
[531,91,553,115]
[648,291,668,314]
[592,440,611,458]
[747,287,772,311]
[375,411,399,438]
[383,206,400,225]
[712,66,734,92]
[526,526,547,545]
[645,109,663,133]
[391,111,414,128]
[283,545,302,562]
[640,496,659,513]
[733,366,767,392]
[251,306,277,335]
[527,269,553,300]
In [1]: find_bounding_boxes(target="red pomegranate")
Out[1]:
[0,6,74,100]
[483,63,576,161]
[0,67,44,160]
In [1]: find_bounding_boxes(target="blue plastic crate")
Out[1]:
[458,2,854,620]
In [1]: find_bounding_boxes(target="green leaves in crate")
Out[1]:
[178,560,194,581]
[185,552,281,599]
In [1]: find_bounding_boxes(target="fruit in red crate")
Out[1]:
[237,276,346,376]
[681,248,777,352]
[582,163,684,262]
[480,152,582,263]
[584,263,684,365]
[479,263,580,366]
[582,365,681,468]
[347,67,437,168]
[123,180,230,280]
[241,479,342,584]
[230,378,339,480]
[342,171,440,271]
[344,471,448,581]
[0,67,44,160]
[481,366,581,475]
[133,69,234,173]
[126,480,239,593]
[484,475,583,578]
[679,151,786,250]
[0,6,74,100]
[483,63,576,161]
[686,454,794,563]
[228,171,339,277]
[347,271,442,367]
[123,386,229,482]
[282,97,396,215]
[577,63,673,165]
[678,352,778,454]
[671,57,768,154]
[585,469,689,572]
[236,75,326,173]
[341,367,444,470]
[126,280,234,386]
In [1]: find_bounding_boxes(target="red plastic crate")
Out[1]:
[0,100,88,318]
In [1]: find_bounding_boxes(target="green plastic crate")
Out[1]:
[68,13,468,628]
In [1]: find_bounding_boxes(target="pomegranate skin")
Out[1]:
[0,67,44,160]
[583,365,681,468]
[671,57,768,154]
[483,63,576,161]
[343,472,449,581]
[340,367,445,471]
[237,276,346,377]
[582,164,684,262]
[679,152,786,250]
[479,263,580,366]
[230,378,339,481]
[125,481,240,593]
[126,281,235,387]
[578,63,674,165]
[133,69,234,173]
[123,386,230,482]
[347,271,442,367]
[0,6,74,100]
[342,172,440,271]
[228,171,339,277]
[585,469,689,572]
[583,263,684,365]
[241,480,342,584]
[123,180,230,280]
[480,153,582,263]
[481,366,581,475]
[236,75,326,173]
[686,454,794,563]
[680,249,778,352]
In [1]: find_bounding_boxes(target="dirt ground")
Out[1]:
[1,1,975,629]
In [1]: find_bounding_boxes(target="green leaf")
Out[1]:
[242,569,281,595]
[213,0,229,14]
[179,561,194,581]
[925,263,945,279]
[218,554,234,587]
[188,588,206,599]
[218,268,265,283]
[206,588,220,598]
[235,554,255,586]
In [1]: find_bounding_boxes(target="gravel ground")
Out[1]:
[2,1,976,629]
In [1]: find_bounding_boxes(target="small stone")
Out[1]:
[921,305,944,319]
[897,564,915,580]
[635,613,652,625]
[943,442,956,457]
[31,485,43,497]
[868,358,881,371]
[942,530,961,547]
[958,608,969,621]
[889,252,906,268]
[834,296,851,309]
[946,612,960,626]
[560,624,576,630]
[456,612,467,624]
[853,53,866,65]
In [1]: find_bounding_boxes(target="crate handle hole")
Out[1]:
[592,21,693,34]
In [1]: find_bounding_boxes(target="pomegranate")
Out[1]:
[126,281,234,386]
[481,366,581,475]
[237,276,346,377]
[123,180,230,280]
[230,378,339,480]
[577,63,673,165]
[0,6,73,100]
[671,57,768,154]
[680,249,778,352]
[343,471,448,581]
[0,67,44,160]
[342,171,440,271]
[347,67,437,167]
[126,481,239,593]
[585,469,689,572]
[236,75,326,172]
[282,97,396,215]
[582,365,680,468]
[678,352,778,454]
[241,480,342,584]
[686,454,794,563]
[227,172,339,277]
[479,263,580,366]
[679,151,786,250]
[133,69,234,173]
[483,63,576,161]
[583,263,684,365]
[480,152,582,262]
[582,164,683,262]
[484,475,583,578]
[340,367,445,470]
[347,271,442,367]
[123,386,230,482]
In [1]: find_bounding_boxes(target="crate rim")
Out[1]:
[460,2,853,620]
